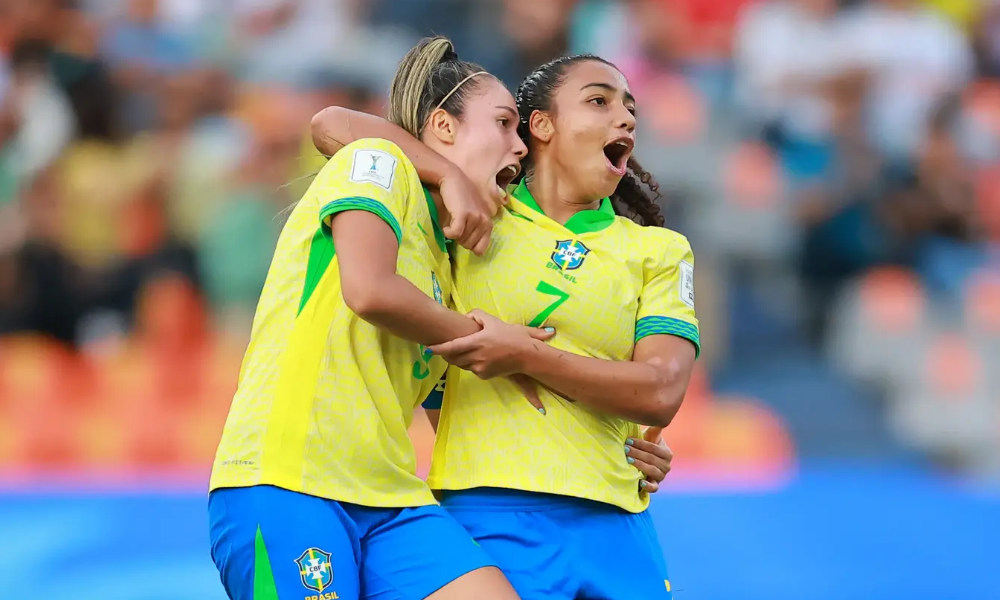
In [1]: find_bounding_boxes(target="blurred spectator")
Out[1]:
[101,0,195,132]
[841,0,973,160]
[0,38,75,198]
[972,0,1000,77]
[889,100,986,297]
[733,0,847,181]
[0,170,86,346]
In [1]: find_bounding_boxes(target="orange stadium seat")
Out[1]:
[926,333,981,398]
[975,167,1000,241]
[723,142,783,209]
[645,74,706,142]
[965,272,1000,334]
[858,267,926,334]
[964,80,1000,138]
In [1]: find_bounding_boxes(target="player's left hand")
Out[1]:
[627,426,673,494]
[428,309,554,380]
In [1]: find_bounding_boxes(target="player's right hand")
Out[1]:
[626,427,673,493]
[437,166,494,256]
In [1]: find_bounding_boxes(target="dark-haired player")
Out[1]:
[314,55,696,599]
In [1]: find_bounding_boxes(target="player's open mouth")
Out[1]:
[603,137,633,176]
[495,164,520,190]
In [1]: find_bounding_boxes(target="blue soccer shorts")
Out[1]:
[208,485,497,600]
[441,487,673,600]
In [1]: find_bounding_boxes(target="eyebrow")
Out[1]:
[581,82,635,106]
[497,105,518,117]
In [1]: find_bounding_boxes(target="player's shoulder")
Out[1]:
[339,137,411,162]
[318,137,416,187]
[614,218,692,257]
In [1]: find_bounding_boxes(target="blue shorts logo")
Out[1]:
[296,547,334,592]
[551,240,590,271]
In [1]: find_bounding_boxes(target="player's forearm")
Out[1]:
[349,274,481,347]
[311,107,455,188]
[517,342,686,427]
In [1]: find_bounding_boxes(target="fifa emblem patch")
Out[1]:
[349,148,396,189]
[296,547,334,592]
[551,240,590,271]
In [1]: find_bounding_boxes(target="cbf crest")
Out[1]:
[551,240,590,271]
[296,547,334,592]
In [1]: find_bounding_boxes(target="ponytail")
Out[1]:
[386,36,492,138]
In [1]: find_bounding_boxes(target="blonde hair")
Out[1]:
[386,36,493,138]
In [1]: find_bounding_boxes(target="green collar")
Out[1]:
[422,186,449,253]
[510,180,616,234]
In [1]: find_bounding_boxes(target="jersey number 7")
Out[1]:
[528,280,570,328]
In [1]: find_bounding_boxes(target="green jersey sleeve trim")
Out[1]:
[635,316,701,359]
[253,526,280,600]
[320,196,403,245]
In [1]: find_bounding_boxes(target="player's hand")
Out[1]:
[428,310,555,380]
[509,374,547,415]
[437,166,495,256]
[627,426,673,494]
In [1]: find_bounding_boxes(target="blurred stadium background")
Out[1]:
[1,0,999,598]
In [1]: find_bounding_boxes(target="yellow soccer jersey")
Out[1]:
[428,181,699,513]
[210,138,452,507]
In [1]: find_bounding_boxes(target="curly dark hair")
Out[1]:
[514,54,664,227]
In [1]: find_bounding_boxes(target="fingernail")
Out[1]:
[640,481,648,489]
[624,446,631,454]
[538,408,546,415]
[627,457,635,464]
[543,327,555,333]
[625,438,634,446]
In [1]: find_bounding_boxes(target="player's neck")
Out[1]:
[524,160,600,226]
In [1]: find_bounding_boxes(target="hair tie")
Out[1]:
[434,71,488,112]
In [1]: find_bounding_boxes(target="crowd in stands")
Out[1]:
[1,0,998,478]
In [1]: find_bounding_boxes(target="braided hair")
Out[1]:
[514,55,664,227]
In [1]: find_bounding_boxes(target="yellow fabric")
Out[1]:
[210,138,451,507]
[428,183,699,513]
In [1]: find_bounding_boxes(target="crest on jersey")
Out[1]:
[296,547,334,592]
[551,240,590,271]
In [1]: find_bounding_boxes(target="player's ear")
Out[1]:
[425,108,458,145]
[528,110,554,143]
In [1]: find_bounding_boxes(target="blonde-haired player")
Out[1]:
[207,37,542,600]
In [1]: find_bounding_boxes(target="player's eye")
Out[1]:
[498,117,510,127]
[588,97,607,107]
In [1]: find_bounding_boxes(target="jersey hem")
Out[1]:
[208,478,438,508]
[320,196,403,245]
[425,477,650,514]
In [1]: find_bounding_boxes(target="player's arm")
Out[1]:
[428,239,699,427]
[516,240,699,426]
[323,140,479,345]
[311,106,495,255]
[312,107,455,189]
[517,335,695,427]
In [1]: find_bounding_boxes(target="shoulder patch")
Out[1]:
[678,260,695,308]
[349,148,397,190]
